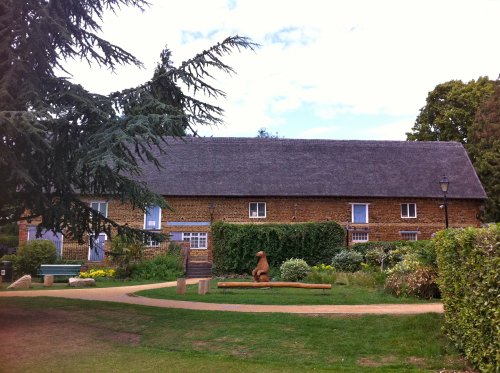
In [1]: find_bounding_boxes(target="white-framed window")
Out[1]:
[401,203,417,218]
[144,205,162,230]
[183,232,208,249]
[249,202,266,218]
[90,201,108,218]
[352,232,369,242]
[351,204,368,223]
[400,231,418,241]
[144,235,161,247]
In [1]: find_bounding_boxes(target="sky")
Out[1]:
[64,0,500,141]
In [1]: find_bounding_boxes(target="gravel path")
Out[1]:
[0,279,444,314]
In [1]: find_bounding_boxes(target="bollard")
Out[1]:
[198,279,208,295]
[176,278,186,295]
[44,275,54,287]
[204,279,211,294]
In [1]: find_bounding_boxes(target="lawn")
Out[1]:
[136,278,438,305]
[0,297,468,372]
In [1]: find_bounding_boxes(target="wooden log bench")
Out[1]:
[217,281,331,290]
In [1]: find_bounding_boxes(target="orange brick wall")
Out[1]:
[19,196,483,262]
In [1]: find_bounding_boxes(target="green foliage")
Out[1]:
[468,82,500,222]
[0,0,256,242]
[345,271,387,288]
[211,221,345,275]
[0,223,19,248]
[14,240,57,277]
[434,225,499,372]
[130,253,183,281]
[108,236,144,278]
[305,264,336,284]
[384,267,439,299]
[279,258,310,282]
[332,250,363,272]
[406,77,495,143]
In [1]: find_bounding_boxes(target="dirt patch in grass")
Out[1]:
[357,355,397,367]
[0,304,141,371]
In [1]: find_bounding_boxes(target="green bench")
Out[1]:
[39,264,82,277]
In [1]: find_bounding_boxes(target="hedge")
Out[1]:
[211,221,345,275]
[434,225,499,372]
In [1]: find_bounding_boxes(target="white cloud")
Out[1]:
[62,0,500,139]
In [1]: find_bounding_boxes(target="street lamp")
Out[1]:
[439,176,449,228]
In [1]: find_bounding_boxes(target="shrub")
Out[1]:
[80,268,115,279]
[346,271,386,288]
[384,266,439,298]
[130,253,183,281]
[280,258,310,282]
[211,221,345,275]
[14,240,57,277]
[434,225,499,372]
[108,235,144,278]
[306,264,336,284]
[332,250,363,272]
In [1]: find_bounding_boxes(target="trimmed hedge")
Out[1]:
[434,225,499,372]
[211,221,345,275]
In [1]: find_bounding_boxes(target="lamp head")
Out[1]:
[439,176,449,194]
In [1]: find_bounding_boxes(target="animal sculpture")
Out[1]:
[252,251,270,282]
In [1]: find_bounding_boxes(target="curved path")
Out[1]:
[0,279,444,314]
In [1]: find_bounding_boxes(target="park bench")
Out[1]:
[38,264,82,277]
[217,281,331,290]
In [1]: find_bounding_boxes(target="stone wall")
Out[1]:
[19,196,483,263]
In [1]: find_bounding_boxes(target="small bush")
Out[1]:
[80,268,115,279]
[280,258,310,282]
[384,272,410,297]
[332,250,363,272]
[346,271,386,288]
[108,235,144,278]
[15,240,57,277]
[130,253,183,281]
[405,267,440,299]
[305,264,336,284]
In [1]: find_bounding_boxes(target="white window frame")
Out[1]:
[249,202,266,218]
[144,206,162,230]
[401,203,417,219]
[400,231,418,241]
[352,232,369,242]
[144,235,161,247]
[182,232,208,249]
[90,201,108,218]
[351,203,369,224]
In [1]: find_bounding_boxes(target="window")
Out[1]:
[401,203,417,218]
[144,235,161,247]
[352,232,369,242]
[400,231,418,241]
[249,202,266,218]
[183,232,208,249]
[352,204,368,223]
[90,201,108,218]
[144,205,162,230]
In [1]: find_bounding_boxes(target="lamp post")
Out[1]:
[439,176,449,228]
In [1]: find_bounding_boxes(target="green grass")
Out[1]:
[0,297,467,372]
[137,278,438,305]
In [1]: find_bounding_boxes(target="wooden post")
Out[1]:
[204,279,211,294]
[198,279,209,295]
[176,278,186,295]
[43,275,54,287]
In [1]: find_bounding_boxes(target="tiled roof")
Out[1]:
[139,137,486,199]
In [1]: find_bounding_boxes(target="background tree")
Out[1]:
[0,0,256,242]
[407,77,499,221]
[468,82,500,221]
[257,127,281,138]
[406,77,495,143]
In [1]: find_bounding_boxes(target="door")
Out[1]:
[88,234,106,261]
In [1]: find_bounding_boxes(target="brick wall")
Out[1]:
[18,195,483,262]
